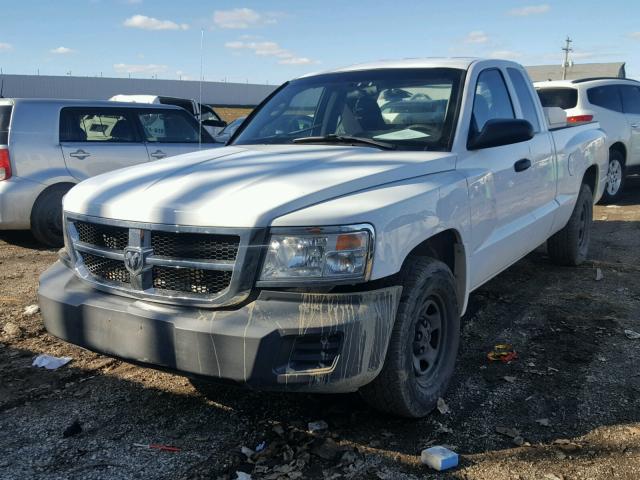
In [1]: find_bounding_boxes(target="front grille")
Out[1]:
[81,252,130,284]
[152,267,232,294]
[151,231,239,261]
[67,216,251,306]
[74,221,128,250]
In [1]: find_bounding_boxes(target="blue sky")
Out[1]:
[1,0,639,84]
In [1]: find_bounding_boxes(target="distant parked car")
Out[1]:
[213,116,246,144]
[109,95,227,136]
[0,98,218,246]
[536,78,640,202]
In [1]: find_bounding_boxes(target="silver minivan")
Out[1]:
[0,99,220,246]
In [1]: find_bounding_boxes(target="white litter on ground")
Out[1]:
[23,304,40,316]
[32,354,72,370]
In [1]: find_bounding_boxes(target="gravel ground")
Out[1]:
[1,179,640,480]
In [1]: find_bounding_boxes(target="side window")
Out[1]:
[507,68,541,132]
[200,104,221,122]
[137,110,202,143]
[620,85,640,114]
[59,108,139,143]
[472,69,515,132]
[587,86,622,112]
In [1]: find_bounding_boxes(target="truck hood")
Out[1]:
[64,145,456,227]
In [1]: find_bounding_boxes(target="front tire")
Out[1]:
[600,150,625,204]
[547,183,593,266]
[360,257,460,418]
[30,184,72,247]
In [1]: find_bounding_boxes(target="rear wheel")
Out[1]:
[359,257,460,418]
[547,183,593,266]
[30,184,72,247]
[600,150,625,203]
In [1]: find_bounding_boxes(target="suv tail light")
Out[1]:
[567,114,594,124]
[0,149,11,181]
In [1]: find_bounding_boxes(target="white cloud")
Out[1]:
[630,32,640,39]
[50,46,74,55]
[0,42,13,52]
[490,50,523,60]
[508,4,550,16]
[213,8,277,29]
[278,57,313,65]
[113,63,168,74]
[225,39,316,66]
[176,70,192,80]
[123,14,188,31]
[464,31,489,44]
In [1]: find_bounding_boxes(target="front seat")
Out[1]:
[110,118,135,142]
[353,96,387,131]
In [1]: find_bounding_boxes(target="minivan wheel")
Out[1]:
[547,183,593,266]
[359,257,460,418]
[30,184,72,247]
[600,150,625,203]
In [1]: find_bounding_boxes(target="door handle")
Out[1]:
[514,158,531,172]
[149,150,167,159]
[69,149,91,160]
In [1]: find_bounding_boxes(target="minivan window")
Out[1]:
[587,85,622,112]
[233,68,464,151]
[620,85,640,114]
[137,110,214,143]
[0,106,11,144]
[536,88,578,110]
[60,108,139,143]
[472,69,515,132]
[507,68,541,132]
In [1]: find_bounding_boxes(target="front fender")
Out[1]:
[271,171,472,308]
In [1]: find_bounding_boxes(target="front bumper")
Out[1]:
[39,261,401,393]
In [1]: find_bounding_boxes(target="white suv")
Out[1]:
[535,77,640,202]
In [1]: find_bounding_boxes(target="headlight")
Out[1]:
[258,225,374,284]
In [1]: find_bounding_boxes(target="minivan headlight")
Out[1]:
[258,225,374,284]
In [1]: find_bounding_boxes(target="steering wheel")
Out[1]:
[283,115,314,134]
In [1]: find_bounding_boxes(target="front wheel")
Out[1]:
[547,183,593,266]
[359,257,460,418]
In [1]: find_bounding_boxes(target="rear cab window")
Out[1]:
[0,105,12,145]
[136,109,215,143]
[587,85,622,112]
[507,68,541,132]
[536,88,578,110]
[60,108,141,143]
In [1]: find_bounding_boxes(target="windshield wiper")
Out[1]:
[292,134,396,150]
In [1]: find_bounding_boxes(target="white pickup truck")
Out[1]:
[39,58,607,418]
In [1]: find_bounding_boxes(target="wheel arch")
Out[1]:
[402,228,467,315]
[610,142,627,165]
[30,182,76,222]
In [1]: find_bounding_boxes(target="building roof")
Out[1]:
[525,62,626,82]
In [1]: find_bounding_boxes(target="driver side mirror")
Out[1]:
[202,119,227,128]
[467,118,534,150]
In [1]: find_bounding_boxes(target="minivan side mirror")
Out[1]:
[202,119,227,128]
[467,118,534,150]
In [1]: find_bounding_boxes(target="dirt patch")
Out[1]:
[1,179,640,479]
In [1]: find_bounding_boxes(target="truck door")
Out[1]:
[620,85,640,166]
[135,108,217,160]
[59,107,149,181]
[458,68,551,289]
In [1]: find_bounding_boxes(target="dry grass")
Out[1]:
[213,107,253,123]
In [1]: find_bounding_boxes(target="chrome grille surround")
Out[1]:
[65,213,264,308]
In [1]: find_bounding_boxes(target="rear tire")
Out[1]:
[599,150,625,204]
[30,184,72,247]
[359,257,460,418]
[547,183,593,266]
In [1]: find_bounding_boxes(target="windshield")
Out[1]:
[232,68,464,151]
